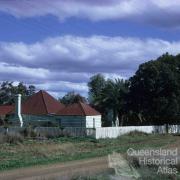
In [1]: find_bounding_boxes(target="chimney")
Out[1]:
[15,94,23,127]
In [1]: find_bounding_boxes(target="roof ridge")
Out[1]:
[40,90,49,114]
[78,102,86,116]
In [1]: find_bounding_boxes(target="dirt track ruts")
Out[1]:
[0,156,109,180]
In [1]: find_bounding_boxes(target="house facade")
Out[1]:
[0,105,13,125]
[9,90,64,126]
[57,102,102,128]
[0,90,102,128]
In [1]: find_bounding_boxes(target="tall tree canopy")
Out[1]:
[0,81,36,105]
[88,74,128,126]
[97,79,128,126]
[59,91,87,105]
[88,74,106,104]
[129,53,180,125]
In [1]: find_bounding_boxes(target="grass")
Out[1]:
[72,175,109,180]
[72,172,179,180]
[0,133,179,172]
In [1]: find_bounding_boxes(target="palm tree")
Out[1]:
[95,79,128,126]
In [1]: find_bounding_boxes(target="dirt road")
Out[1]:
[0,157,110,180]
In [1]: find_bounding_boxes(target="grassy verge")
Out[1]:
[0,133,179,171]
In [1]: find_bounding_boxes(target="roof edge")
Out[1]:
[78,102,86,116]
[40,90,49,114]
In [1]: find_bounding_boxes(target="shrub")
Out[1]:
[0,132,24,144]
[0,134,6,144]
[43,130,62,139]
[126,130,149,137]
[72,176,109,180]
[34,127,63,139]
[6,132,24,144]
[23,127,37,138]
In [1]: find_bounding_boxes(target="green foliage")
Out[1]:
[88,74,106,104]
[0,81,36,105]
[27,85,36,96]
[0,132,24,144]
[88,75,128,126]
[72,175,109,180]
[129,53,180,125]
[59,91,87,105]
[97,79,129,126]
[0,134,176,171]
[125,130,149,137]
[88,53,180,126]
[23,127,37,138]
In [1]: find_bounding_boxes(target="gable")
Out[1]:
[22,90,64,115]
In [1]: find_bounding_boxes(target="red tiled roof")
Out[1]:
[0,105,13,115]
[57,102,101,116]
[22,90,64,115]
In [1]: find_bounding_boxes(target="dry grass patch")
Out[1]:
[0,134,179,171]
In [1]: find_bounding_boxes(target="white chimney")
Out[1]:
[15,94,23,127]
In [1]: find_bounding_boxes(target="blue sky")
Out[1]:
[0,12,180,43]
[0,0,180,97]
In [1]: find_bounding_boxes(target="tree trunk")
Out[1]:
[165,124,169,134]
[120,115,124,126]
[112,109,118,127]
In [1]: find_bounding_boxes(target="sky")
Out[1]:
[0,0,180,98]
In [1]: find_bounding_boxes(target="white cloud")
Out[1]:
[0,35,180,96]
[1,0,180,27]
[36,81,88,98]
[0,62,49,79]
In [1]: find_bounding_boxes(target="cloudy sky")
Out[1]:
[0,0,180,97]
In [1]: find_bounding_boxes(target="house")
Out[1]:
[0,90,102,128]
[57,102,102,128]
[0,105,13,116]
[0,105,13,125]
[9,90,64,126]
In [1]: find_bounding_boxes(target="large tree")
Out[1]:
[0,81,36,105]
[59,91,87,105]
[129,53,180,125]
[87,74,111,126]
[88,74,106,104]
[96,79,128,126]
[88,74,128,126]
[27,85,36,96]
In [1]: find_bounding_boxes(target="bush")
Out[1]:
[6,132,24,144]
[23,127,37,138]
[126,130,149,137]
[72,176,109,180]
[0,132,24,144]
[43,130,62,139]
[34,127,63,139]
[0,134,6,144]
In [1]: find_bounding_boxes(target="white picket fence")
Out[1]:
[0,125,180,139]
[94,125,180,139]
